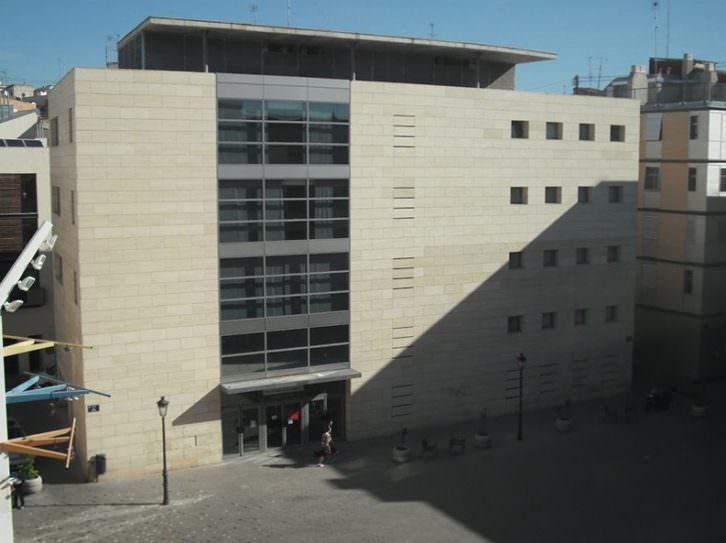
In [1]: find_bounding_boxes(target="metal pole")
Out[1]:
[161,416,169,505]
[517,363,524,441]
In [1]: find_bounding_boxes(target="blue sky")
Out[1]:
[1,0,724,92]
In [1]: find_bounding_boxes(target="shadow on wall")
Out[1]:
[347,180,638,440]
[172,387,221,427]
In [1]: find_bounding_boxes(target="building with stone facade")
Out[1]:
[0,117,54,380]
[607,55,726,384]
[48,17,639,479]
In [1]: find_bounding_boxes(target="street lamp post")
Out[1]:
[516,353,526,441]
[156,396,169,506]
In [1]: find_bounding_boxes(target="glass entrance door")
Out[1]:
[308,396,327,443]
[284,403,302,446]
[222,407,241,455]
[266,405,283,448]
[240,407,260,453]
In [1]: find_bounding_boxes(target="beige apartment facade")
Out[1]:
[49,18,638,479]
[609,57,726,383]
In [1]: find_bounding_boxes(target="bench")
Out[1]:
[448,436,466,454]
[421,439,438,459]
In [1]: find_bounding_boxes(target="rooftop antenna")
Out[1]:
[652,1,660,59]
[665,0,671,57]
[287,0,291,26]
[429,23,435,39]
[249,4,258,23]
[588,56,593,84]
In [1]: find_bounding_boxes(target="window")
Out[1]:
[543,249,558,267]
[610,125,625,142]
[507,316,523,334]
[644,167,660,191]
[50,117,58,146]
[688,168,697,192]
[73,271,79,305]
[70,190,76,225]
[54,254,63,285]
[608,186,623,203]
[217,99,349,166]
[579,123,595,141]
[721,169,726,192]
[510,187,528,204]
[576,187,591,204]
[51,186,61,215]
[511,120,529,139]
[545,187,561,204]
[684,270,693,294]
[68,108,73,143]
[546,122,562,140]
[607,245,621,263]
[605,305,618,322]
[645,114,662,141]
[574,308,587,326]
[542,312,556,330]
[689,115,698,140]
[508,252,523,270]
[576,247,590,265]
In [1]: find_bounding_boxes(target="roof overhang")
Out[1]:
[221,367,361,395]
[119,16,557,65]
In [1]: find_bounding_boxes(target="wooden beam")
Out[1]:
[66,418,77,469]
[0,442,67,461]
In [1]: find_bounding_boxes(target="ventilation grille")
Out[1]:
[392,257,415,292]
[391,384,414,418]
[393,186,415,220]
[393,114,415,149]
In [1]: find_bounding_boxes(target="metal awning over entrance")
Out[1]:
[221,368,361,395]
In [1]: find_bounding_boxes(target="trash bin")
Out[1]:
[95,454,107,475]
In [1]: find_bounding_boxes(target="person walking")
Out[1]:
[9,472,24,510]
[317,422,333,467]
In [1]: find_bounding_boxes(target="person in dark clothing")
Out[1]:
[9,473,25,509]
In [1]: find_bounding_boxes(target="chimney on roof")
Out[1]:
[682,53,694,77]
[628,64,648,105]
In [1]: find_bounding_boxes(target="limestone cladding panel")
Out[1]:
[348,81,639,438]
[53,68,220,479]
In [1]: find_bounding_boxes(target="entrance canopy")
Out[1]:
[221,368,361,395]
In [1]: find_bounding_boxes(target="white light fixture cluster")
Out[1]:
[1,224,57,314]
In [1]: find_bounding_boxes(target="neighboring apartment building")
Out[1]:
[607,55,726,383]
[0,122,55,380]
[48,16,638,479]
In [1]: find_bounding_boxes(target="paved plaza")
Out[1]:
[12,389,726,543]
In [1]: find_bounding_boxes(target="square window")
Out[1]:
[684,270,693,294]
[574,308,587,326]
[576,247,590,265]
[644,167,660,191]
[542,312,556,330]
[507,315,523,334]
[577,187,591,203]
[610,125,625,142]
[689,115,698,140]
[510,187,528,204]
[688,168,697,192]
[511,120,529,139]
[608,186,623,203]
[543,249,558,267]
[545,186,561,204]
[546,122,563,140]
[720,169,726,192]
[607,245,621,263]
[579,123,595,141]
[508,252,523,270]
[605,305,618,322]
